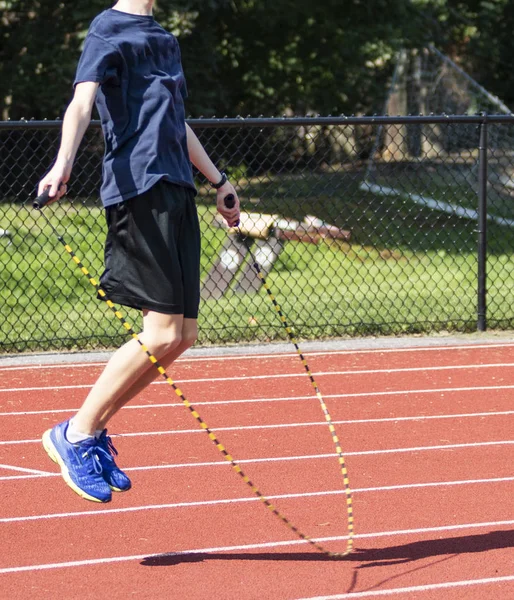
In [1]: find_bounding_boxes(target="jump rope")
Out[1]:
[33,187,354,558]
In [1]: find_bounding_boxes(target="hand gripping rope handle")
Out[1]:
[34,188,353,558]
[33,188,54,209]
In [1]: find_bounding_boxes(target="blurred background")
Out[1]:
[3,1,514,353]
[2,0,514,120]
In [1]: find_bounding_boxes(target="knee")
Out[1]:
[179,330,197,352]
[146,330,182,358]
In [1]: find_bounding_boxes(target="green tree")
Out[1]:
[406,0,514,108]
[2,0,513,120]
[0,1,107,119]
[175,0,418,116]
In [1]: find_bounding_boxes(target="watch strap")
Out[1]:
[211,172,228,189]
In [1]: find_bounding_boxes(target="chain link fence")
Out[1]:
[2,115,514,353]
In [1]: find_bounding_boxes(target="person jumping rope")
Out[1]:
[37,0,240,503]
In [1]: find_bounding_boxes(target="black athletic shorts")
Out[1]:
[98,180,200,318]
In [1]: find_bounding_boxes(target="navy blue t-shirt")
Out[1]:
[74,9,195,207]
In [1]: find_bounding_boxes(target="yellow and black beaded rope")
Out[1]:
[225,194,353,555]
[34,189,353,558]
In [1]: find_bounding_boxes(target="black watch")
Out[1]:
[211,172,228,189]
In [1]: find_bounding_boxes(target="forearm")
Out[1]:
[56,99,93,167]
[185,122,240,227]
[185,123,222,184]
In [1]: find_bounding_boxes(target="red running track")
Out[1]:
[1,341,514,599]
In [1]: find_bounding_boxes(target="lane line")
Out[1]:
[1,519,514,574]
[0,463,53,475]
[2,383,514,416]
[120,441,514,471]
[297,575,514,599]
[2,362,514,394]
[3,409,514,446]
[0,440,514,481]
[0,477,514,523]
[2,440,514,482]
[2,475,514,521]
[0,363,107,372]
[2,341,514,372]
[0,473,56,481]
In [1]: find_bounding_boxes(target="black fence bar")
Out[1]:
[477,119,488,332]
[2,114,514,131]
[2,114,514,353]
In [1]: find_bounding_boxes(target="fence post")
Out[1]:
[477,118,488,331]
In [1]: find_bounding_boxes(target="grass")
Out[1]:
[2,169,514,353]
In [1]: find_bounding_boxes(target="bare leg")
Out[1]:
[71,311,186,436]
[96,318,198,429]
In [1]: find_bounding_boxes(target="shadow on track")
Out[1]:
[349,528,514,568]
[140,528,514,567]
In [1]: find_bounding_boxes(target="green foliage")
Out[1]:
[404,1,514,108]
[0,0,107,119]
[0,0,412,119]
[2,1,514,118]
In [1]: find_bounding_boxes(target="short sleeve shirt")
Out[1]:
[74,9,195,207]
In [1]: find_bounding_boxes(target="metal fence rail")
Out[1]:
[2,115,514,353]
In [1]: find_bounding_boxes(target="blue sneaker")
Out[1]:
[97,430,131,492]
[42,421,112,503]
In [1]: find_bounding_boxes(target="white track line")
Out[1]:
[2,341,514,372]
[2,383,514,417]
[0,463,53,475]
[2,476,514,523]
[0,474,56,481]
[1,518,513,574]
[0,362,108,372]
[1,442,514,482]
[124,441,514,469]
[0,383,92,393]
[297,575,514,599]
[3,409,514,446]
[2,362,514,394]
